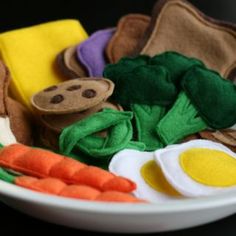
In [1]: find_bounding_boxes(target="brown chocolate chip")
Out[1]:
[50,94,64,104]
[44,85,58,92]
[66,84,82,91]
[82,89,97,98]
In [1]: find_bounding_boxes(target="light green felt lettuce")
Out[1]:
[59,109,145,168]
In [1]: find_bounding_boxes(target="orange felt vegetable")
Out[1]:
[15,176,143,203]
[0,144,136,193]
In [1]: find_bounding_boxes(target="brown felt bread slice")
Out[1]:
[139,0,236,79]
[0,60,33,145]
[199,130,236,152]
[57,45,88,79]
[106,14,150,64]
[31,78,114,114]
[40,101,123,133]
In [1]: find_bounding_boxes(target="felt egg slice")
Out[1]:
[109,149,182,203]
[154,140,236,197]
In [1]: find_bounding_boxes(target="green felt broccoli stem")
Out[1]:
[0,168,15,183]
[132,104,165,151]
[156,91,207,145]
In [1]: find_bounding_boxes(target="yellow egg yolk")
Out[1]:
[140,161,181,196]
[180,148,236,187]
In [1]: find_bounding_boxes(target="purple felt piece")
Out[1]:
[77,28,115,77]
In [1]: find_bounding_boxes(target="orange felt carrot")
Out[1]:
[15,176,143,203]
[0,144,136,193]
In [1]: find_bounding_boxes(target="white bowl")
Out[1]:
[0,180,236,233]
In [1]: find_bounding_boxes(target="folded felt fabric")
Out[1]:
[59,109,146,168]
[0,20,88,110]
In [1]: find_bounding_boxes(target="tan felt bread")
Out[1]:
[140,0,236,79]
[199,130,236,152]
[57,46,88,79]
[0,60,33,145]
[106,14,150,64]
[40,101,123,133]
[31,78,114,114]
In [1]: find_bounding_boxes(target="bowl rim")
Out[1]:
[0,180,236,215]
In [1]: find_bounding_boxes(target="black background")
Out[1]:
[0,0,236,235]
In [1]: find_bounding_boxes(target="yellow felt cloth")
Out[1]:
[141,160,181,196]
[0,20,88,110]
[180,148,236,187]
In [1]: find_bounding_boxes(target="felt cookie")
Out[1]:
[106,14,150,63]
[40,101,123,133]
[139,0,236,80]
[0,20,88,110]
[31,78,114,114]
[77,28,115,77]
[57,45,88,79]
[199,130,236,152]
[0,61,33,145]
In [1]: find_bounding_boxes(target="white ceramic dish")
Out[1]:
[0,180,236,233]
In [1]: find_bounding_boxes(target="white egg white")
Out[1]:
[154,140,236,197]
[109,149,180,203]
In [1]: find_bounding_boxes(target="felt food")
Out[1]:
[0,168,142,203]
[31,78,114,114]
[103,52,203,107]
[106,14,150,63]
[59,109,146,168]
[103,52,203,150]
[156,66,236,145]
[0,60,33,145]
[109,149,181,203]
[0,20,88,110]
[138,0,236,80]
[77,28,115,77]
[199,129,236,152]
[41,101,123,133]
[154,140,236,197]
[0,143,137,194]
[36,102,123,152]
[57,45,88,79]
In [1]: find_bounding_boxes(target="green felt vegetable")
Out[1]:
[156,91,207,145]
[157,66,236,145]
[150,51,204,84]
[131,104,164,150]
[59,109,146,168]
[103,52,203,106]
[182,67,236,129]
[104,52,204,150]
